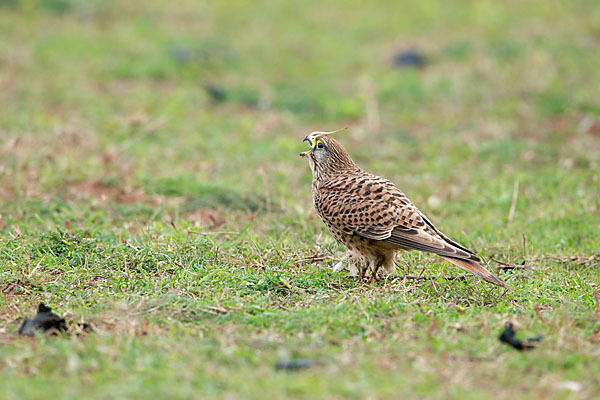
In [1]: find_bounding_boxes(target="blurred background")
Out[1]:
[0,0,598,252]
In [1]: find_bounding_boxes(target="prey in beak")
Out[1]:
[299,137,313,157]
[299,128,347,157]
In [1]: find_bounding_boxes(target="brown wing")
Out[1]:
[316,173,480,261]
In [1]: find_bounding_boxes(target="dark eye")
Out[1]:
[317,141,324,149]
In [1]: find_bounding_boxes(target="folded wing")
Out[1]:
[316,174,506,286]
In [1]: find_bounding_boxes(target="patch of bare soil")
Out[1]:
[183,208,226,229]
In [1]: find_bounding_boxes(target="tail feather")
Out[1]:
[441,256,507,288]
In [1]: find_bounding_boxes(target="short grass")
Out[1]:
[1,0,599,398]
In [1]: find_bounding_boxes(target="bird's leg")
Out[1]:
[368,263,381,284]
[359,266,366,282]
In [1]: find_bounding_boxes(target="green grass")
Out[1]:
[1,0,600,398]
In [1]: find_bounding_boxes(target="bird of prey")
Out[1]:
[300,129,506,287]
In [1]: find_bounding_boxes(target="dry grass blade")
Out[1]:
[491,258,531,270]
[507,180,519,224]
[397,274,476,282]
[528,254,600,266]
[535,305,549,326]
[290,254,330,265]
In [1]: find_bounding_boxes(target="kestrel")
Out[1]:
[300,129,506,287]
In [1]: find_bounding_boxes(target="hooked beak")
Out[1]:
[299,137,312,157]
[299,127,347,157]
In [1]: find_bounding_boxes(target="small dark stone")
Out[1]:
[274,358,315,371]
[205,84,227,103]
[171,45,194,64]
[393,49,427,69]
[499,323,542,351]
[18,303,67,336]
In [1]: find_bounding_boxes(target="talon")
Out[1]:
[368,263,381,284]
[359,267,366,282]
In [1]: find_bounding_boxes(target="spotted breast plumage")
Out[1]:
[300,128,506,287]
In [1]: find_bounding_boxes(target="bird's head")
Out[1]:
[299,128,357,178]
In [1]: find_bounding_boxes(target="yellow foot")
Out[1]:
[358,268,366,282]
[368,264,381,284]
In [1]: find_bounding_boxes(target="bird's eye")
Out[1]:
[316,140,324,149]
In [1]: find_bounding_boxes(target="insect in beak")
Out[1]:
[299,128,346,157]
[299,137,313,157]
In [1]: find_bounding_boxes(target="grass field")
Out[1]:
[1,0,599,398]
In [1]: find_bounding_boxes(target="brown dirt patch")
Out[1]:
[183,208,226,229]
